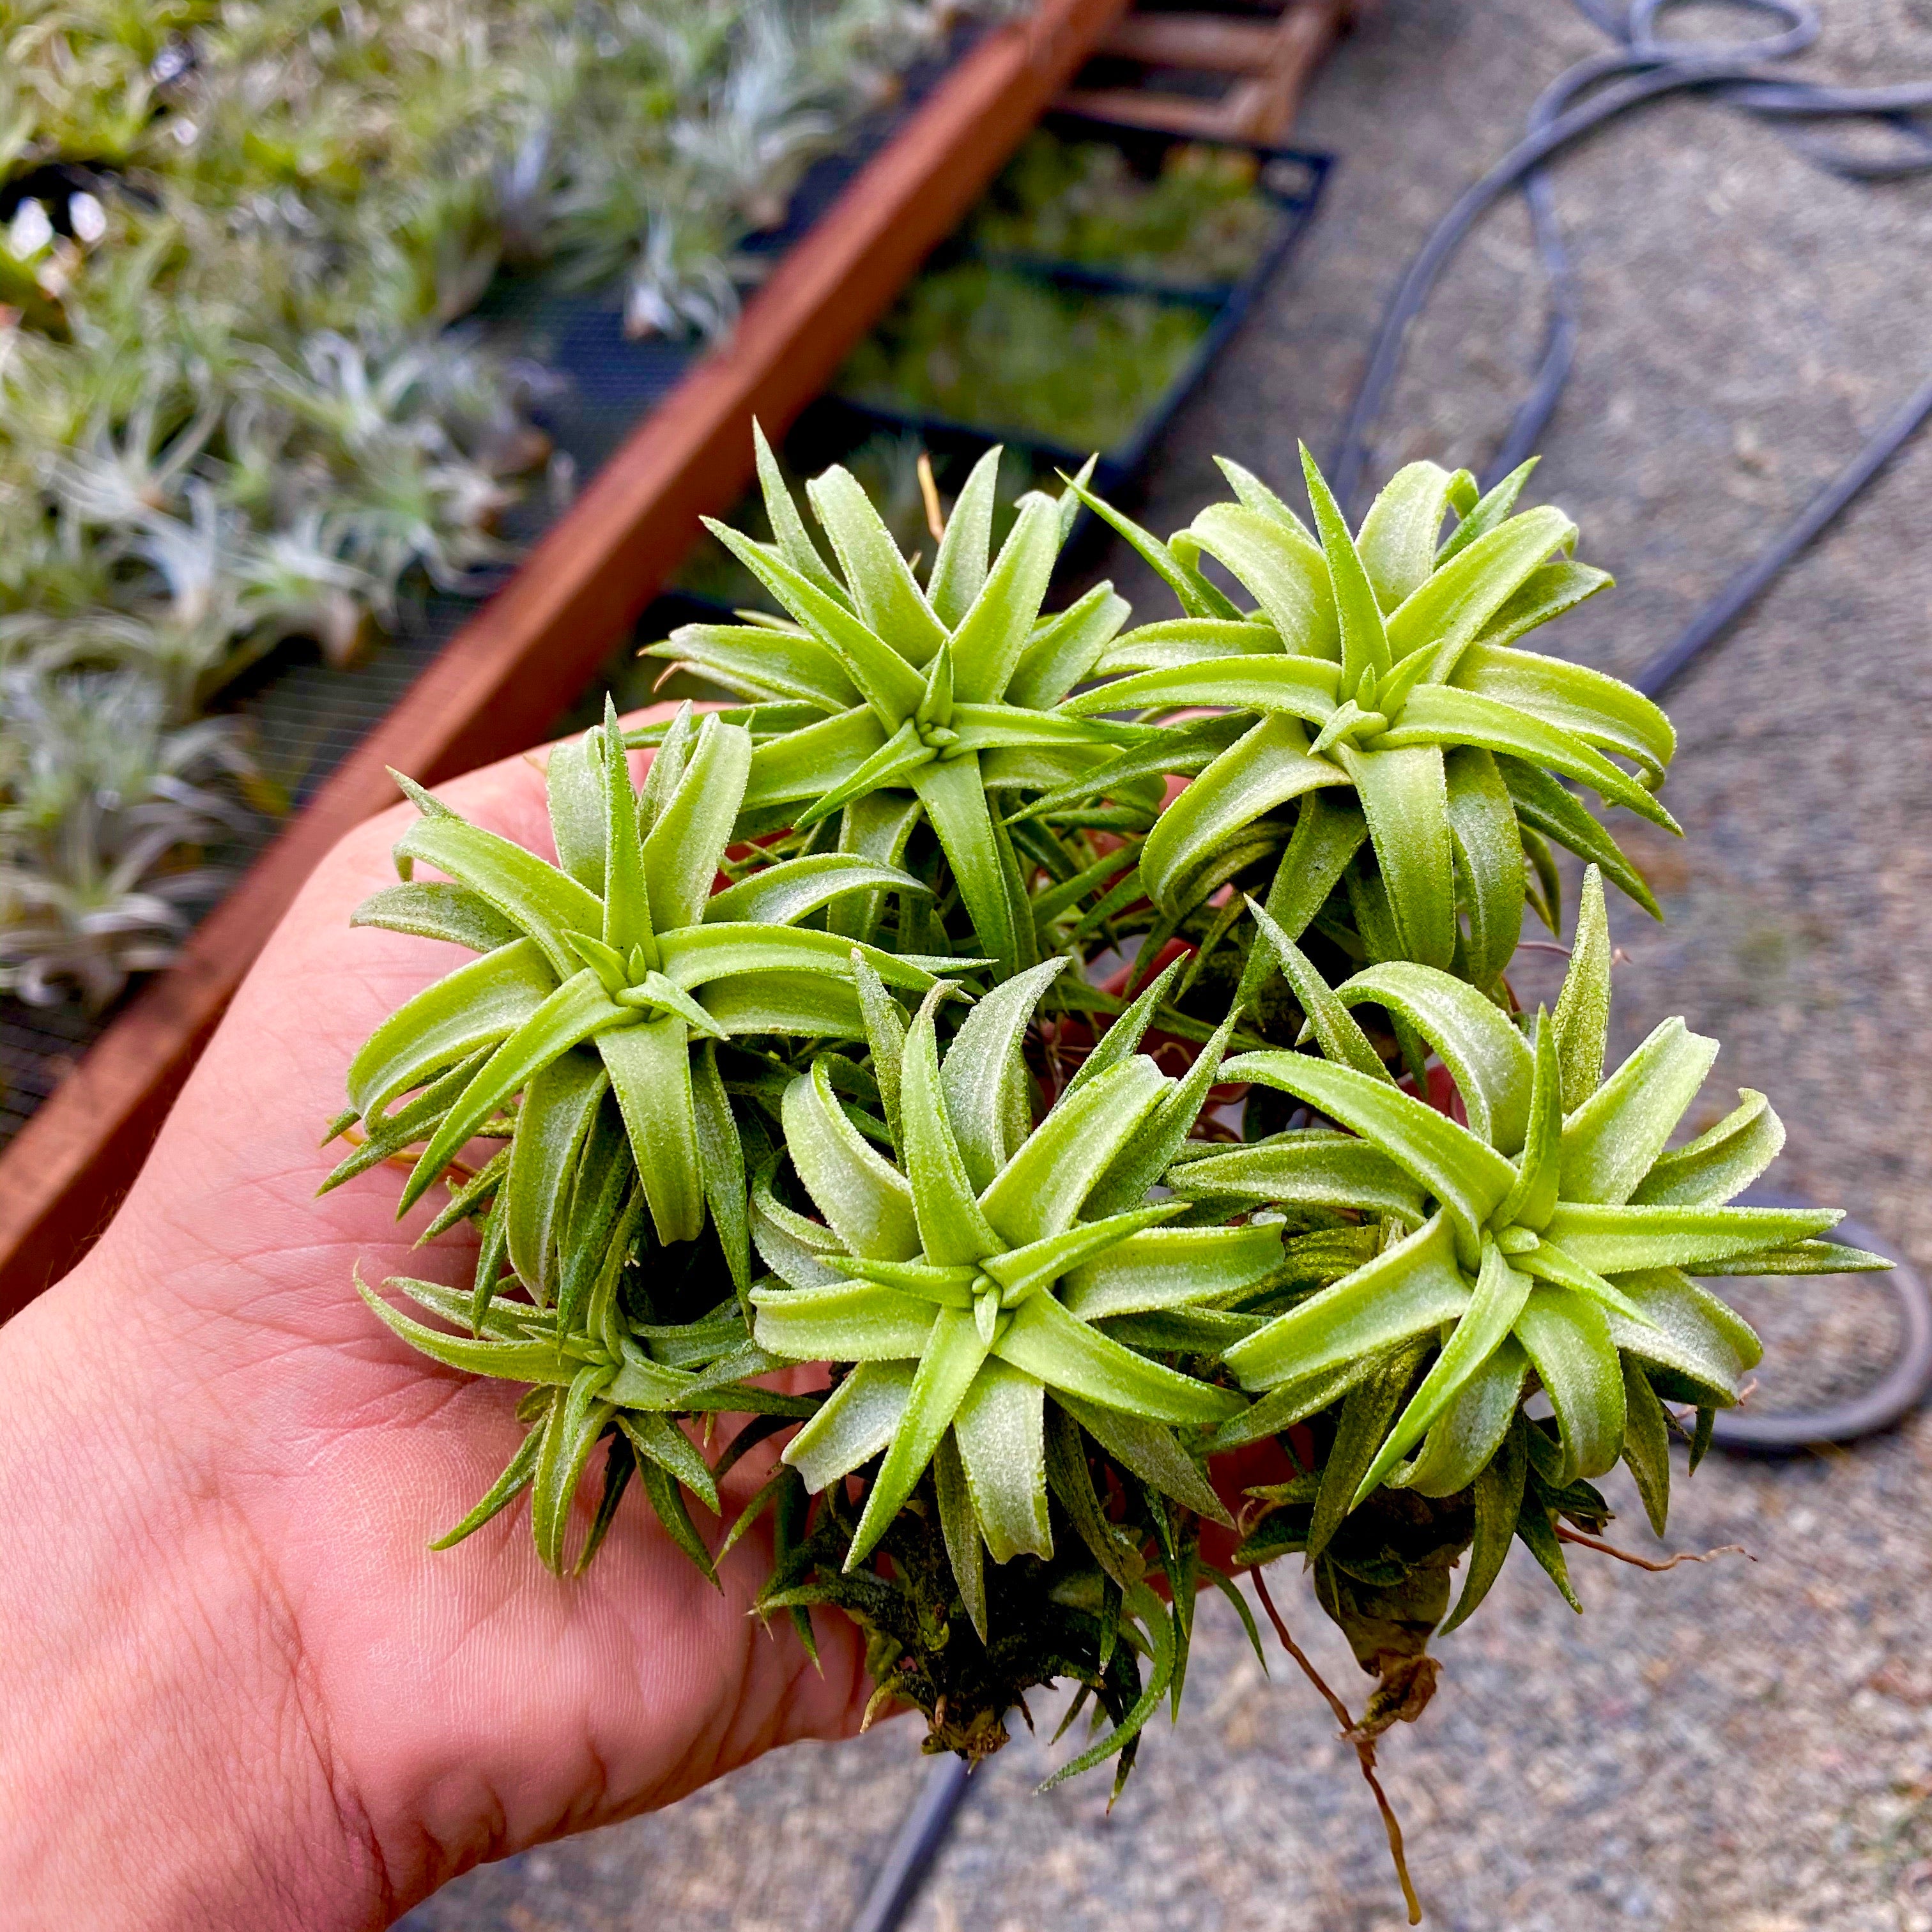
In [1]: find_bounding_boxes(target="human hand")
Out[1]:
[0,710,873,1932]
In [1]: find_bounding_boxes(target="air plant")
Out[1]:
[338,433,1880,1903]
[836,262,1215,454]
[0,664,253,1007]
[641,424,1146,975]
[970,129,1280,288]
[1045,449,1675,1017]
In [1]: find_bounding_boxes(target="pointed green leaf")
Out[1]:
[699,972,868,1039]
[807,463,949,664]
[1443,744,1524,990]
[934,1425,990,1637]
[950,495,1060,704]
[703,521,927,723]
[1060,1222,1281,1319]
[1096,617,1282,673]
[351,881,522,955]
[1384,504,1577,670]
[393,811,604,981]
[1252,903,1389,1080]
[1084,1002,1247,1218]
[1621,1357,1671,1537]
[1334,960,1533,1153]
[640,717,752,933]
[1307,1338,1429,1558]
[1222,1052,1515,1263]
[926,445,1002,630]
[979,1206,1176,1308]
[1561,1015,1719,1206]
[399,971,632,1214]
[1545,887,1609,1137]
[1234,790,1368,1006]
[545,730,606,895]
[1190,500,1338,655]
[1061,476,1239,620]
[1045,1403,1142,1589]
[1222,1212,1469,1390]
[1436,1413,1528,1634]
[1342,740,1457,969]
[657,923,933,993]
[899,986,1000,1264]
[1399,1335,1529,1500]
[1383,684,1675,829]
[643,622,861,710]
[753,419,847,602]
[940,956,1065,1190]
[692,1042,751,1301]
[995,1289,1242,1425]
[782,1060,921,1262]
[431,1420,545,1551]
[740,707,890,813]
[1499,760,1660,921]
[954,1357,1053,1562]
[751,1276,939,1360]
[978,1056,1169,1248]
[847,1311,989,1567]
[913,753,1026,972]
[784,1360,917,1490]
[1630,1089,1783,1207]
[1602,1267,1761,1397]
[1357,461,1464,611]
[1354,1240,1532,1504]
[1058,1390,1230,1528]
[1008,582,1131,709]
[1300,446,1389,690]
[599,1013,703,1245]
[1165,1131,1426,1225]
[1540,1201,1839,1274]
[1140,714,1351,916]
[1062,954,1184,1098]
[355,1269,572,1384]
[1514,1285,1625,1482]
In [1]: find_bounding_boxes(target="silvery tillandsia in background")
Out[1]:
[337,428,1885,1919]
[0,0,1027,1010]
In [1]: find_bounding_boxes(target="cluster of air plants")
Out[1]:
[838,262,1213,454]
[970,128,1281,286]
[341,431,1878,1912]
[0,0,1022,1007]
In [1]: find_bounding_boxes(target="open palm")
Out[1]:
[1,711,871,1931]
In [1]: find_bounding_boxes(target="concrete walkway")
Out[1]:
[402,4,1932,1926]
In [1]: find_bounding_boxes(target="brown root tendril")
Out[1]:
[1554,1525,1754,1572]
[1252,1567,1422,1926]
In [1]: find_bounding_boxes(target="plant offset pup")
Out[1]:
[336,431,1882,1895]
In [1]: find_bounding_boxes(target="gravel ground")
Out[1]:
[402,3,1932,1927]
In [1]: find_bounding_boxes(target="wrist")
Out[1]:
[0,1261,389,1932]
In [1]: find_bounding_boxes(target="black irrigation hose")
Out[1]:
[846,1754,974,1932]
[1710,1198,1932,1453]
[852,13,1932,1926]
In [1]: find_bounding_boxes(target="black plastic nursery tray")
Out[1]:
[827,112,1330,498]
[646,113,1329,648]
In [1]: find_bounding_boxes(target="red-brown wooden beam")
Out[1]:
[0,0,1131,1319]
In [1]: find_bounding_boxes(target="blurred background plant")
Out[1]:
[0,0,1025,1009]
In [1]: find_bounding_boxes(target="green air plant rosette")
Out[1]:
[1176,869,1885,1685]
[637,422,1166,979]
[334,428,1882,1867]
[1046,447,1678,1002]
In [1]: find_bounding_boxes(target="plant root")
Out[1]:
[1253,1568,1422,1926]
[1554,1525,1754,1572]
